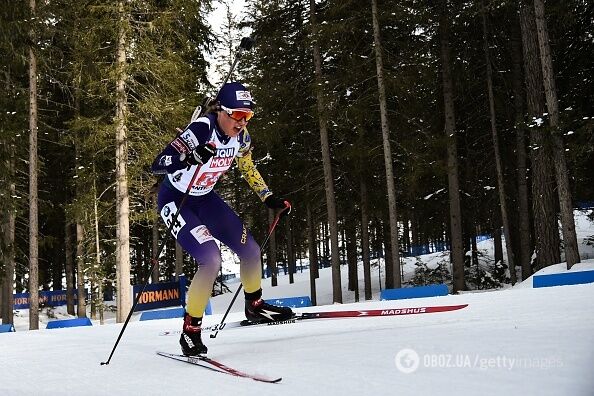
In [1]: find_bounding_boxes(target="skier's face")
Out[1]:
[217,108,251,137]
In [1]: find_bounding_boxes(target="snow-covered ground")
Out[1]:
[1,263,593,396]
[2,210,593,395]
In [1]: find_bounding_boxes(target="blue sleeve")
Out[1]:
[151,118,213,175]
[150,145,187,175]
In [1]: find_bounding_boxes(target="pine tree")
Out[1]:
[519,0,561,270]
[481,1,516,283]
[533,0,580,269]
[439,0,465,292]
[309,0,342,303]
[0,0,27,325]
[371,0,401,289]
[27,0,40,330]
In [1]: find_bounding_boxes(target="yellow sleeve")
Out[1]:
[236,129,272,202]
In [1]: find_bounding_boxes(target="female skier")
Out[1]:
[151,82,293,356]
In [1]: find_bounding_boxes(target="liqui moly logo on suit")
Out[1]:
[210,157,234,167]
[209,147,235,168]
[217,148,235,158]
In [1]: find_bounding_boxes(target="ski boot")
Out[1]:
[245,289,294,323]
[179,313,208,356]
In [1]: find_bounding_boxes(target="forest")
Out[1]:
[0,0,592,329]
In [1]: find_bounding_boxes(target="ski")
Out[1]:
[297,304,468,319]
[156,351,282,384]
[159,304,468,336]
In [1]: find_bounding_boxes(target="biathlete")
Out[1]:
[151,82,293,356]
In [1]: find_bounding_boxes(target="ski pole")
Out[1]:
[210,203,291,339]
[100,36,256,366]
[100,161,204,366]
[221,37,255,87]
[190,36,256,121]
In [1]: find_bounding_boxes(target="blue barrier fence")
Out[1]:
[380,284,449,301]
[404,243,449,257]
[139,299,212,321]
[140,307,185,321]
[265,296,312,308]
[46,317,92,329]
[139,296,309,321]
[0,324,15,333]
[398,235,492,258]
[533,270,594,288]
[475,234,492,243]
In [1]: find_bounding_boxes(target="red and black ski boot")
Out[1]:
[179,313,207,356]
[244,289,294,323]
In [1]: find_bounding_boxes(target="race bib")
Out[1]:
[160,202,186,238]
[192,171,224,190]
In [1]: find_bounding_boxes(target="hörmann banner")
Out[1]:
[13,289,84,309]
[132,276,187,312]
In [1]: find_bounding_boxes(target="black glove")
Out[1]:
[264,195,291,211]
[183,142,217,166]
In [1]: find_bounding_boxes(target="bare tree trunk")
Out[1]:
[518,0,560,270]
[371,0,401,289]
[481,3,516,284]
[322,222,329,266]
[306,191,319,280]
[440,1,465,293]
[360,179,372,300]
[411,212,419,248]
[136,241,143,285]
[340,227,347,266]
[28,0,39,330]
[375,221,384,290]
[115,0,131,322]
[494,227,503,267]
[402,215,410,255]
[309,0,342,303]
[76,222,86,317]
[268,209,278,286]
[471,232,479,270]
[151,192,160,283]
[306,199,317,305]
[74,77,87,318]
[1,148,16,324]
[286,218,295,284]
[64,222,75,315]
[533,0,580,269]
[382,221,393,289]
[346,220,359,302]
[346,220,355,292]
[510,11,532,280]
[1,218,15,326]
[90,256,95,320]
[93,170,103,322]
